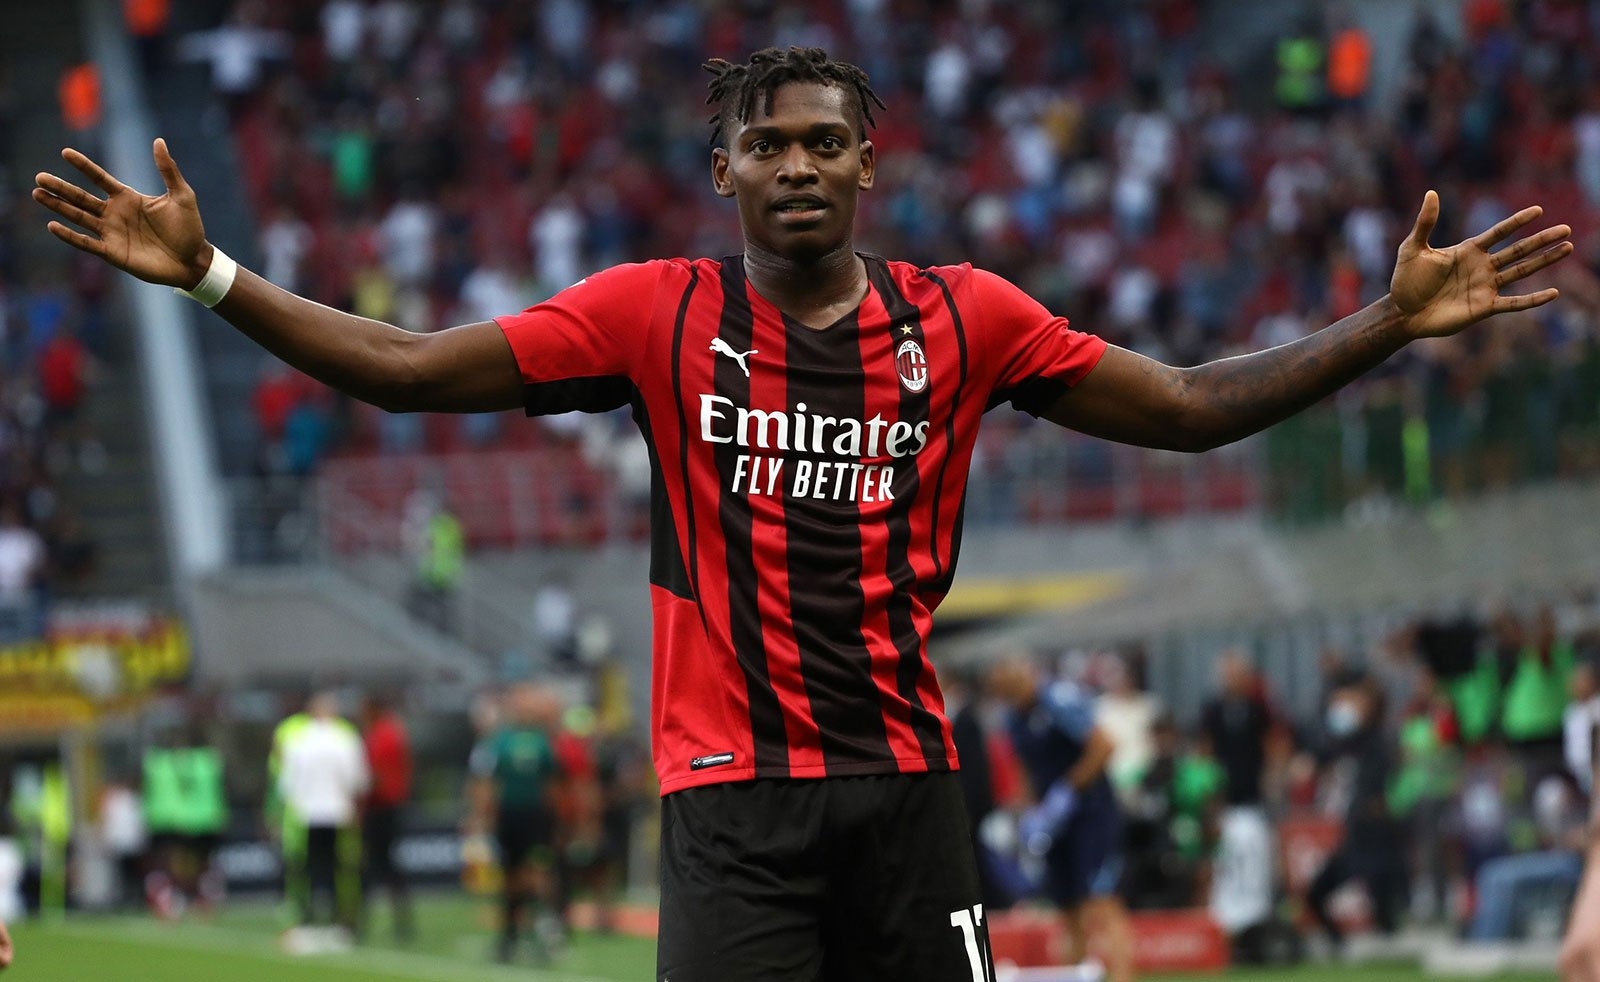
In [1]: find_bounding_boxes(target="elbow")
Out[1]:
[366,339,428,413]
[1163,412,1227,454]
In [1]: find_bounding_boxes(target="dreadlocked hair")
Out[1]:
[703,46,886,147]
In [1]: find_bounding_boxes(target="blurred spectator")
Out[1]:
[1566,662,1600,796]
[57,64,101,135]
[1200,650,1272,807]
[1390,665,1460,923]
[97,776,145,911]
[37,324,101,474]
[360,694,415,942]
[402,490,463,634]
[177,2,290,113]
[1305,674,1407,950]
[1502,606,1576,782]
[1094,652,1162,797]
[1467,775,1586,941]
[124,0,172,77]
[279,691,369,938]
[0,503,45,640]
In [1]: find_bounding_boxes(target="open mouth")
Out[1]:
[773,196,827,219]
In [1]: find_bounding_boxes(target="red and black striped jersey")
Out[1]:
[496,255,1106,794]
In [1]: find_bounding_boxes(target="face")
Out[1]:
[987,659,1037,707]
[712,82,875,261]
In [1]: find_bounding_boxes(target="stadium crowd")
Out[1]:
[5,597,1595,957]
[949,597,1600,956]
[150,0,1600,526]
[0,107,100,641]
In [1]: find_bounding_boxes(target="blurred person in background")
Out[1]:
[468,683,564,963]
[33,31,1575,977]
[96,773,145,911]
[140,733,186,918]
[1305,674,1407,953]
[0,502,44,642]
[944,666,1008,910]
[991,657,1135,982]
[278,691,369,947]
[1503,606,1576,785]
[1560,704,1600,981]
[360,693,414,943]
[173,726,229,915]
[1565,663,1600,795]
[1389,665,1460,923]
[1094,651,1161,801]
[1200,651,1273,809]
[1469,773,1586,942]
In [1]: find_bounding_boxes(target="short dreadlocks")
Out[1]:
[703,47,886,148]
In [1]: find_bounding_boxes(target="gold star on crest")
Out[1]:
[900,325,914,335]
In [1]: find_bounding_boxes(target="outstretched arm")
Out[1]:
[1045,192,1572,452]
[33,140,522,414]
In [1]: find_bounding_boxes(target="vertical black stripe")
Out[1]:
[782,307,894,768]
[919,268,971,596]
[713,258,790,772]
[669,268,703,602]
[866,258,952,765]
[633,394,693,600]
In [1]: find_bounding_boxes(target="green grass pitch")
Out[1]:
[2,894,1561,981]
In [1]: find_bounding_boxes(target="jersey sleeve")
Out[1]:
[961,267,1107,417]
[493,261,662,417]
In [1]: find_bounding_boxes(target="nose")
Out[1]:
[776,144,818,184]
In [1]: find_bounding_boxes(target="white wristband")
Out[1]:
[175,246,238,308]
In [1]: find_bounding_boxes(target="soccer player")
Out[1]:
[33,45,1572,981]
[990,657,1134,982]
[467,684,563,963]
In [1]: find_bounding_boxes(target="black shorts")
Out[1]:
[657,772,995,982]
[495,805,555,870]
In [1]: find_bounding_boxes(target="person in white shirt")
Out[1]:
[1564,664,1600,795]
[279,692,369,934]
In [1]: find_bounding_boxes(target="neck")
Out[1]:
[742,238,865,312]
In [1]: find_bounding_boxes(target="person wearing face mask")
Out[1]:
[1305,675,1407,952]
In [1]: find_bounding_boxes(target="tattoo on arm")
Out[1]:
[1177,295,1410,450]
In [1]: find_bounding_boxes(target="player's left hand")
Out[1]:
[1392,190,1572,339]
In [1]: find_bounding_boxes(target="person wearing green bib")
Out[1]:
[1502,608,1576,784]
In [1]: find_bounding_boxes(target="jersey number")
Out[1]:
[949,904,994,982]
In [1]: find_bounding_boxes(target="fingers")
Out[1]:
[31,186,104,233]
[1497,240,1574,286]
[153,137,188,194]
[61,147,125,195]
[44,220,106,258]
[1493,287,1560,313]
[1492,223,1572,268]
[34,171,106,215]
[1473,204,1544,249]
[1407,189,1440,249]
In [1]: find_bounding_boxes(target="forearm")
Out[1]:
[202,248,427,411]
[1066,737,1113,791]
[1175,295,1412,450]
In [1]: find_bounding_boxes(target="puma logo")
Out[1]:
[710,337,758,378]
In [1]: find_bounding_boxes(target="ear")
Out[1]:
[857,139,875,191]
[711,147,735,198]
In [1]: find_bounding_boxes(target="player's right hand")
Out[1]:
[33,138,212,291]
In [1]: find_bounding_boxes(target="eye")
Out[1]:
[820,136,845,150]
[750,139,774,154]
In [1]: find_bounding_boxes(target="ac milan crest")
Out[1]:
[896,338,929,393]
